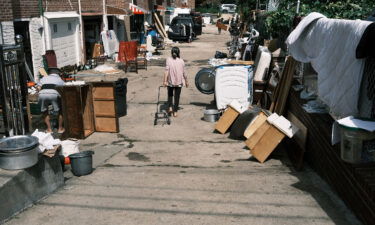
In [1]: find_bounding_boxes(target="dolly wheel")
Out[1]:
[167,119,171,125]
[154,119,157,126]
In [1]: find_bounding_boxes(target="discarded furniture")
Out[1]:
[44,50,57,68]
[137,45,147,70]
[215,65,253,110]
[215,101,246,134]
[118,41,138,73]
[215,106,239,134]
[245,113,298,163]
[91,82,119,133]
[0,42,31,136]
[58,85,95,139]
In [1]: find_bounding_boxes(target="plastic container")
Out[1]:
[69,151,94,176]
[340,125,375,164]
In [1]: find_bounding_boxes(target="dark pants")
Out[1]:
[167,86,182,112]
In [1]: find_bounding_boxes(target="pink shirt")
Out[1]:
[165,57,187,86]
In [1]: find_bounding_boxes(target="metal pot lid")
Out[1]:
[0,136,39,153]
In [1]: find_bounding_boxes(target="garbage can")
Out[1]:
[340,125,375,163]
[115,78,128,117]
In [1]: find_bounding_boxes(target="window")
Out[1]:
[53,24,58,33]
[68,22,72,31]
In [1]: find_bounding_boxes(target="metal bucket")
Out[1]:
[0,136,39,170]
[203,109,220,122]
[69,151,94,176]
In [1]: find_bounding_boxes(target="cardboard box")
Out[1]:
[243,112,268,139]
[246,120,285,163]
[215,106,240,134]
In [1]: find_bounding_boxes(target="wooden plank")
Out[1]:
[215,107,239,134]
[39,68,48,77]
[92,86,115,99]
[274,57,298,115]
[226,60,254,65]
[58,86,84,139]
[93,101,116,117]
[243,112,268,139]
[94,117,118,133]
[245,120,271,150]
[287,111,307,149]
[82,85,95,137]
[250,125,285,163]
[153,13,168,38]
[91,82,119,133]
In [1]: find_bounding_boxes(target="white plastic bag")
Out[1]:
[61,139,80,157]
[31,129,61,152]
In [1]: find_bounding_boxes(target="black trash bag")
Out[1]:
[215,51,228,59]
[115,78,128,117]
[229,106,262,140]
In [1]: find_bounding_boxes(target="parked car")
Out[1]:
[178,13,202,36]
[220,4,237,14]
[168,16,200,42]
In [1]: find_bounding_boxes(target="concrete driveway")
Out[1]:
[4,25,361,225]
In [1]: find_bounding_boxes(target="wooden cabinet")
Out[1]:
[58,82,120,139]
[58,85,95,139]
[91,82,119,133]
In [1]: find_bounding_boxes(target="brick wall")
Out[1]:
[81,0,103,14]
[12,0,39,18]
[107,0,126,9]
[0,0,14,21]
[12,0,80,19]
[43,0,79,12]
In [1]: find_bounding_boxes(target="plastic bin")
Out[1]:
[340,125,375,164]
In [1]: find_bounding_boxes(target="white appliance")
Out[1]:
[215,65,253,110]
[253,46,272,81]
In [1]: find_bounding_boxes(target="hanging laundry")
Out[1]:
[101,30,119,57]
[286,12,372,117]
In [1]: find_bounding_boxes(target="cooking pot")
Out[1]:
[0,136,39,170]
[203,109,220,122]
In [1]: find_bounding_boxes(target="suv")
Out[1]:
[177,13,202,36]
[220,4,237,14]
[168,16,202,42]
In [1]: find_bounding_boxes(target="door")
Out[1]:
[50,19,78,67]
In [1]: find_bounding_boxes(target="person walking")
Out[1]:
[163,47,188,117]
[216,18,223,34]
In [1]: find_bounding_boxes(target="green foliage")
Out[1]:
[263,0,375,38]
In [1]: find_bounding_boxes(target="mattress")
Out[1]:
[215,65,253,110]
[253,46,271,81]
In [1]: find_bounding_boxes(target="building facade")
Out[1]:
[0,0,195,80]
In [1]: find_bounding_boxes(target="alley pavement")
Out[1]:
[4,25,361,225]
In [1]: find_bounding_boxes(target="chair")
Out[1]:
[118,41,138,73]
[118,41,147,73]
[137,45,147,70]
